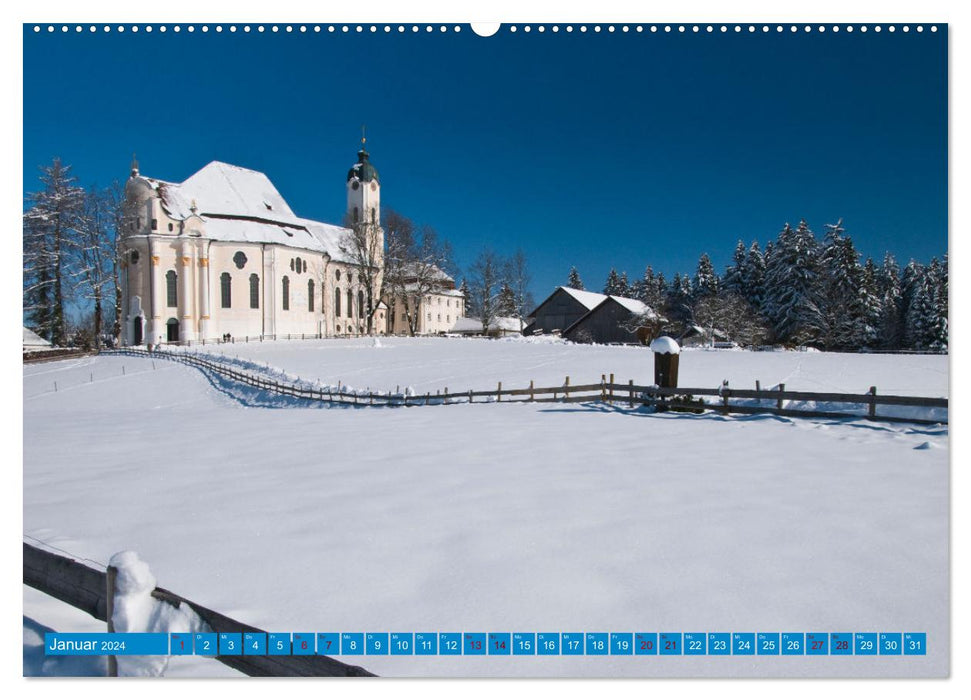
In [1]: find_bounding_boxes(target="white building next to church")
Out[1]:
[118,143,389,346]
[387,264,466,336]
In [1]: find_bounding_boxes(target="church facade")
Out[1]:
[118,145,389,346]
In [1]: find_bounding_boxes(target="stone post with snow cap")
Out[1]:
[650,336,680,389]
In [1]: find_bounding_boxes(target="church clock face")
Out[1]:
[351,181,360,190]
[370,182,377,191]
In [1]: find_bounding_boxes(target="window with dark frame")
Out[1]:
[220,272,232,308]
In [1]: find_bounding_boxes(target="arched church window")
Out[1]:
[370,208,375,223]
[129,250,139,265]
[220,272,232,308]
[335,269,341,281]
[353,207,359,223]
[347,289,354,318]
[290,259,295,271]
[335,287,342,317]
[282,276,290,311]
[295,257,302,274]
[358,291,364,318]
[233,251,247,269]
[308,280,315,312]
[303,259,307,273]
[249,274,260,309]
[166,270,177,307]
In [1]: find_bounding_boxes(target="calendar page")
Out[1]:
[21,8,949,683]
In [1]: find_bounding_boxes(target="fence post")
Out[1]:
[565,376,570,400]
[628,379,634,408]
[869,386,877,419]
[497,382,502,402]
[529,380,534,402]
[721,381,730,413]
[105,565,118,677]
[469,389,473,404]
[777,383,785,411]
[444,387,448,405]
[601,374,606,401]
[609,373,615,404]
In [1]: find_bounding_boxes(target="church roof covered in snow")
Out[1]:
[134,161,359,263]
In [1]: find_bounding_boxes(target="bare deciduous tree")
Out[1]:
[340,211,384,335]
[382,209,454,336]
[693,292,769,347]
[468,248,504,335]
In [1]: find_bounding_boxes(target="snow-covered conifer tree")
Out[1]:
[742,241,766,311]
[875,253,902,349]
[567,266,584,290]
[723,241,746,295]
[763,220,824,346]
[693,252,718,299]
[603,268,623,296]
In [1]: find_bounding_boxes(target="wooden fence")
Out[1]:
[106,349,947,425]
[23,542,373,677]
[23,348,96,364]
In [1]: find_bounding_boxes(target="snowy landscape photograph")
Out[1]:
[21,20,948,680]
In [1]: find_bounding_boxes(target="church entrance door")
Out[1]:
[166,318,180,343]
[132,317,143,345]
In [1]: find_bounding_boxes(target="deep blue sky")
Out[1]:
[23,24,947,298]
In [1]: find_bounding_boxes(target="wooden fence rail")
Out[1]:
[105,349,947,425]
[23,542,374,677]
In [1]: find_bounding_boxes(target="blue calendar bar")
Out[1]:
[635,633,658,655]
[317,633,339,656]
[391,633,413,655]
[904,633,926,655]
[439,633,461,655]
[44,630,930,657]
[44,633,168,656]
[831,633,853,655]
[244,632,266,656]
[415,633,438,655]
[660,633,682,655]
[756,633,779,655]
[170,633,192,655]
[611,633,633,655]
[538,633,560,655]
[710,633,732,655]
[513,633,536,655]
[684,633,706,655]
[489,633,511,655]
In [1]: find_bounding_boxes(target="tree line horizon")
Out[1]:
[22,157,947,353]
[563,219,947,353]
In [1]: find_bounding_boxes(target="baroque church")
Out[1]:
[118,143,449,346]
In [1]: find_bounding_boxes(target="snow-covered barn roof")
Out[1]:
[557,286,609,310]
[561,295,663,336]
[135,161,357,262]
[23,327,51,348]
[450,316,521,334]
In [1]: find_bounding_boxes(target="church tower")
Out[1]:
[346,134,380,229]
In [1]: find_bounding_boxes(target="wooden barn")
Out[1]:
[522,286,609,336]
[563,296,664,345]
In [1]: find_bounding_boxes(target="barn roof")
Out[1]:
[561,295,663,336]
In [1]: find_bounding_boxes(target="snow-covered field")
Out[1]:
[23,338,949,677]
